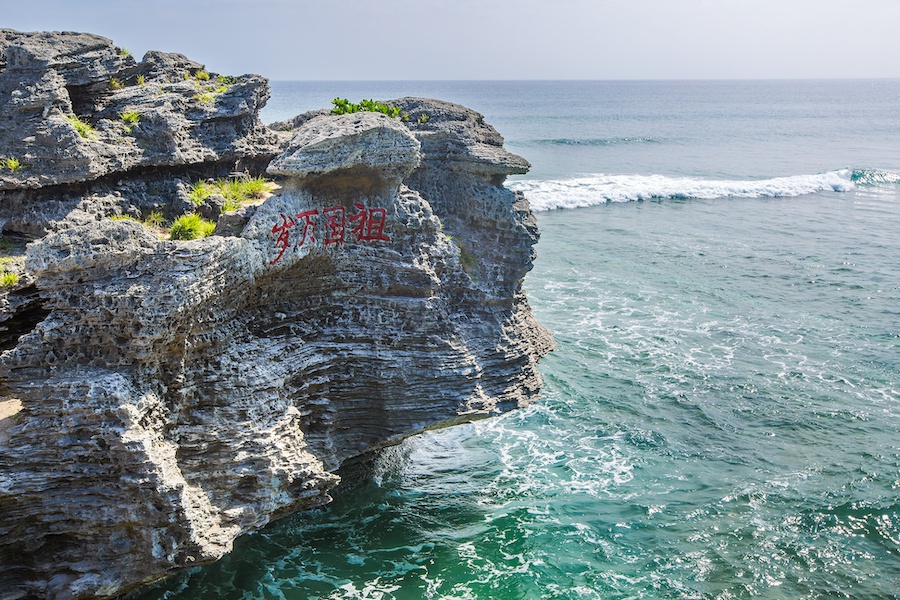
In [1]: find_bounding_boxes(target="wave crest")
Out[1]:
[851,168,900,185]
[509,170,866,211]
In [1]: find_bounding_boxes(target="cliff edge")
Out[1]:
[0,31,553,600]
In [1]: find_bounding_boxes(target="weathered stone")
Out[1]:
[0,32,553,600]
[138,50,205,84]
[391,96,531,177]
[267,112,421,184]
[0,29,279,223]
[0,29,133,87]
[214,204,256,237]
[197,193,226,220]
[268,107,330,134]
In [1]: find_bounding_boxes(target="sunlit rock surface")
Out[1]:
[0,31,553,600]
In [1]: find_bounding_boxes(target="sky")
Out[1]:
[4,0,900,81]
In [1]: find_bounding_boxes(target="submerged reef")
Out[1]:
[0,30,553,599]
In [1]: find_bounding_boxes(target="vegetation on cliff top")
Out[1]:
[188,177,272,211]
[110,209,216,241]
[2,157,23,172]
[0,272,19,288]
[168,213,217,240]
[67,114,97,139]
[331,98,402,118]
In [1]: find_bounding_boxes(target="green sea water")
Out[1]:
[134,80,900,599]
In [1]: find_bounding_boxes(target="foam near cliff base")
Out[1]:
[509,170,860,211]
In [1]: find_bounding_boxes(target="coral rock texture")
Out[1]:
[0,31,553,600]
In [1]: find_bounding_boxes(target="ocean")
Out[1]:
[136,80,900,599]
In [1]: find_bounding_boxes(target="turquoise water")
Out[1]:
[137,81,900,599]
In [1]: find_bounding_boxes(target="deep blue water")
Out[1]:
[139,80,900,599]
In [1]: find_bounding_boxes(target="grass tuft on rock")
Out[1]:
[0,272,20,288]
[189,177,272,209]
[68,114,97,139]
[143,210,166,228]
[195,92,215,105]
[3,157,23,172]
[168,214,216,240]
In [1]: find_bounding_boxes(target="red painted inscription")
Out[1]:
[269,205,392,265]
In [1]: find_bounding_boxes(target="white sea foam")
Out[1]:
[509,170,857,211]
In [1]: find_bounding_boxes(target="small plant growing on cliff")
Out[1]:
[68,114,97,139]
[3,158,22,172]
[216,75,239,86]
[0,272,20,288]
[188,177,272,209]
[119,111,141,134]
[226,177,270,201]
[142,210,166,228]
[185,69,209,82]
[168,213,216,240]
[109,214,139,222]
[109,77,124,90]
[195,92,215,105]
[417,113,430,124]
[331,98,402,118]
[137,74,146,86]
[117,47,131,56]
[188,181,211,204]
[220,177,271,210]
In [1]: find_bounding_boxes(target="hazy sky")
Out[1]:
[4,0,900,80]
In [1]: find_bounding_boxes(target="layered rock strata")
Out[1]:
[0,29,278,238]
[0,31,553,600]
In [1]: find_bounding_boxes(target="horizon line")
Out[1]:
[266,77,900,83]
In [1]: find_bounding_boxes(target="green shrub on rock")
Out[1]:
[68,114,97,139]
[120,111,140,134]
[168,214,216,240]
[0,272,20,288]
[331,98,402,118]
[188,177,272,209]
[195,93,215,105]
[143,211,166,228]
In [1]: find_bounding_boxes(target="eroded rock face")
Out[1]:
[0,34,553,600]
[0,29,277,192]
[268,111,421,183]
[0,29,279,238]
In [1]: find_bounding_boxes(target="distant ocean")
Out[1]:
[137,80,900,599]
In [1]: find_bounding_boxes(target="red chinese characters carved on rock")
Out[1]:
[269,204,392,265]
[269,213,295,266]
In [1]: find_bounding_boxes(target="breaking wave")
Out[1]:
[850,168,900,185]
[509,168,899,211]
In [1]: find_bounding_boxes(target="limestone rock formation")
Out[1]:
[268,111,421,182]
[0,29,278,237]
[0,29,277,190]
[0,31,553,600]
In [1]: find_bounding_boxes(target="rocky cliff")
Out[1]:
[0,31,553,600]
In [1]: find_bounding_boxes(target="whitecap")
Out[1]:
[509,170,857,211]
